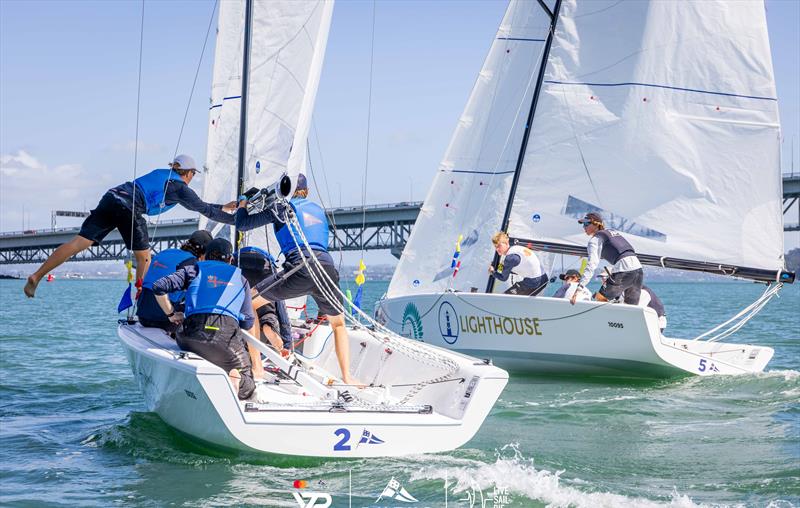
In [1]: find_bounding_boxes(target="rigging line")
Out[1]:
[150,0,219,248]
[360,0,377,256]
[126,0,146,319]
[306,136,345,277]
[310,121,344,272]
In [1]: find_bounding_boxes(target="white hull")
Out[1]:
[118,322,507,457]
[376,293,773,378]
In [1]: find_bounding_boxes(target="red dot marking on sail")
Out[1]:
[450,180,454,184]
[479,181,483,186]
[643,98,648,102]
[716,106,720,111]
[445,203,450,207]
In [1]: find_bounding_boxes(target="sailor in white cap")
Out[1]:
[24,155,238,299]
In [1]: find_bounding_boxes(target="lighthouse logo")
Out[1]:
[438,302,460,344]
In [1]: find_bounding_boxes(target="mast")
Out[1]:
[486,0,563,293]
[234,0,254,252]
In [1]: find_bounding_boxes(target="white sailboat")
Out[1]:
[376,0,795,377]
[118,0,508,457]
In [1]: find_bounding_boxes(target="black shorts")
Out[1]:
[255,261,342,317]
[504,273,548,296]
[256,304,280,334]
[599,268,643,305]
[78,192,149,251]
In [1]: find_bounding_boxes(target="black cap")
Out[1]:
[188,230,213,250]
[206,238,233,259]
[559,269,581,280]
[578,212,603,225]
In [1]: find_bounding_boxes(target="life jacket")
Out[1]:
[238,246,276,273]
[184,261,245,321]
[275,198,329,255]
[595,229,636,265]
[142,248,195,303]
[133,169,185,216]
[506,245,544,280]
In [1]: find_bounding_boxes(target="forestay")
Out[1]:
[508,0,784,273]
[388,0,553,298]
[201,0,334,251]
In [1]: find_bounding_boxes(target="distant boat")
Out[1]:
[377,0,794,378]
[46,274,55,282]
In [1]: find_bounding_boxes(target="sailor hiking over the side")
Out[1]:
[23,155,237,299]
[572,212,643,305]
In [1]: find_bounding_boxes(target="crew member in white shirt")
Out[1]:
[570,213,643,305]
[488,232,548,296]
[553,269,592,301]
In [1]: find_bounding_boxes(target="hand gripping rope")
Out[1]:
[278,206,460,405]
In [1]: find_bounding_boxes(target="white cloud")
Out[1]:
[0,150,113,232]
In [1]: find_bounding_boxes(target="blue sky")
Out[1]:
[1,0,798,265]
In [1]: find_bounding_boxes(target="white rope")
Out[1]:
[691,283,782,343]
[280,206,460,404]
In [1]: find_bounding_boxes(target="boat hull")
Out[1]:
[118,323,508,457]
[376,292,773,378]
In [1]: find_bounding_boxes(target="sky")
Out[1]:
[1,0,798,267]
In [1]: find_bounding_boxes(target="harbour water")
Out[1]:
[0,279,797,507]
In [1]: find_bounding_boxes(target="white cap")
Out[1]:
[170,154,198,171]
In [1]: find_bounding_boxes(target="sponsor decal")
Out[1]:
[333,428,385,451]
[303,211,323,226]
[402,303,424,340]
[563,195,666,241]
[206,275,232,288]
[459,314,543,337]
[438,302,460,344]
[375,477,418,504]
[457,483,512,508]
[255,160,261,174]
[412,279,421,288]
[151,260,168,269]
[531,213,541,223]
[292,479,331,508]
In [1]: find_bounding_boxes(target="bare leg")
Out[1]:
[262,325,284,352]
[229,369,241,393]
[133,249,151,283]
[246,300,265,379]
[328,313,362,386]
[25,235,93,297]
[595,292,608,302]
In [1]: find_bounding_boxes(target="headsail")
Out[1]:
[507,0,785,277]
[388,0,553,298]
[201,0,334,251]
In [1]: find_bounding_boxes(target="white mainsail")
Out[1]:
[388,0,552,298]
[201,0,334,252]
[508,0,784,273]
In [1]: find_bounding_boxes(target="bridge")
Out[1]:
[1,173,799,265]
[0,202,422,265]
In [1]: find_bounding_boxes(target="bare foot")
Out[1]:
[342,376,367,389]
[229,369,241,393]
[23,275,40,298]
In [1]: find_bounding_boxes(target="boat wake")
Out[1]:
[412,444,710,508]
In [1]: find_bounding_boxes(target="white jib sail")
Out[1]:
[508,0,784,273]
[201,0,334,255]
[388,0,553,298]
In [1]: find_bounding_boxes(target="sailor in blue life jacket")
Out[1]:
[488,231,548,296]
[235,246,292,353]
[572,212,644,306]
[150,238,258,400]
[136,230,213,332]
[235,174,360,386]
[24,154,237,299]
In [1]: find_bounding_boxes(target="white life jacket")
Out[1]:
[506,245,544,280]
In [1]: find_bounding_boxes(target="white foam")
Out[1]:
[411,444,716,508]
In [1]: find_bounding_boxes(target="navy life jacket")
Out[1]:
[133,169,185,216]
[643,286,665,317]
[596,229,636,265]
[238,246,276,272]
[184,261,245,321]
[142,248,195,303]
[275,198,329,255]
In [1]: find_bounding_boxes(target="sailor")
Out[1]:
[23,155,237,299]
[235,174,359,385]
[488,232,548,296]
[236,246,292,353]
[136,230,213,332]
[638,285,667,333]
[571,212,643,305]
[552,269,592,301]
[151,238,257,400]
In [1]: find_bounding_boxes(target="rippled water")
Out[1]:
[1,279,797,507]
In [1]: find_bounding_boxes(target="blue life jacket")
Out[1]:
[133,169,185,216]
[142,248,195,303]
[275,198,329,255]
[184,261,245,321]
[238,246,276,266]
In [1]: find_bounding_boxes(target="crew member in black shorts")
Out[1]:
[24,155,236,299]
[235,174,359,385]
